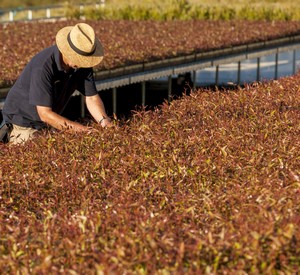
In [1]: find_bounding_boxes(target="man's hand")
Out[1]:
[99,117,113,128]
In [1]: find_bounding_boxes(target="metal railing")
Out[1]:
[0,1,105,22]
[93,35,300,90]
[92,37,300,114]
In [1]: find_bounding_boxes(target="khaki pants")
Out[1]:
[9,124,38,144]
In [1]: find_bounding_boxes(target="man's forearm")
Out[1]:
[46,113,88,131]
[85,94,108,123]
[37,106,89,132]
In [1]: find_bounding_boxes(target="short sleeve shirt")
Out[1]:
[3,45,98,129]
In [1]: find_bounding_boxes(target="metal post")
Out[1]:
[237,61,241,85]
[292,50,296,75]
[79,4,84,19]
[192,70,196,90]
[275,52,278,80]
[100,0,105,8]
[141,81,146,106]
[80,94,85,118]
[215,65,219,86]
[168,76,172,102]
[46,8,51,18]
[257,57,261,82]
[112,87,117,115]
[28,10,32,20]
[9,11,14,21]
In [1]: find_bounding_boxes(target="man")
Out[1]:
[2,22,111,144]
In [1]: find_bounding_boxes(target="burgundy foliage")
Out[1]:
[0,19,300,86]
[0,72,299,273]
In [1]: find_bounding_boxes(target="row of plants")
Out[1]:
[1,0,299,20]
[0,70,299,273]
[68,1,300,21]
[1,19,300,87]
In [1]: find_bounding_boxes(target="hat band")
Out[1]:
[67,33,96,56]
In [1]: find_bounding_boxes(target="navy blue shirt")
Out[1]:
[3,45,98,129]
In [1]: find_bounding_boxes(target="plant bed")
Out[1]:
[0,72,299,273]
[1,19,300,87]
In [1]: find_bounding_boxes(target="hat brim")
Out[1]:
[56,26,104,68]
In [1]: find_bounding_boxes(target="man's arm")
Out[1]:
[36,106,90,132]
[85,94,112,127]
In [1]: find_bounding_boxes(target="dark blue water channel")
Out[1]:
[196,50,300,85]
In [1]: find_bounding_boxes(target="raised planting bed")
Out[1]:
[1,19,300,88]
[0,72,299,273]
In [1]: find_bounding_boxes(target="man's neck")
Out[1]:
[60,53,71,72]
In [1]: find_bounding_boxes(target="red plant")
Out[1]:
[0,19,300,86]
[0,72,299,273]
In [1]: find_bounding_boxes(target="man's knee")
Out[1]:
[9,125,38,144]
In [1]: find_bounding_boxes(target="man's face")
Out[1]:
[62,54,79,70]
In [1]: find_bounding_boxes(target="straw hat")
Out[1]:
[56,23,104,68]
